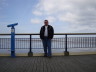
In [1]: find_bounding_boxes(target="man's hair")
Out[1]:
[44,20,48,22]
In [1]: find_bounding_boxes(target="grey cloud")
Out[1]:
[68,0,96,29]
[33,0,96,33]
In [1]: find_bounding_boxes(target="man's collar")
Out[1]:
[44,25,49,26]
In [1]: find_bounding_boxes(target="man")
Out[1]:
[40,20,54,58]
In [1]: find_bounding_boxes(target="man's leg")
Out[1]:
[42,38,47,56]
[47,39,52,57]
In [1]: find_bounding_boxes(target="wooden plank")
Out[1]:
[0,55,96,72]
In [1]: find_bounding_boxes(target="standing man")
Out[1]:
[40,20,54,58]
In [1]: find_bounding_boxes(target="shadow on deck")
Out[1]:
[0,55,96,72]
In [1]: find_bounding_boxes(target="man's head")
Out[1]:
[44,20,48,26]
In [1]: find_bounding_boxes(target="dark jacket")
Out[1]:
[40,25,54,39]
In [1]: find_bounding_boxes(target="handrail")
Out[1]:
[0,33,96,35]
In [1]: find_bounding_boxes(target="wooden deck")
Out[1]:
[0,55,96,72]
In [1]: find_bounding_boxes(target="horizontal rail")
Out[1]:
[1,33,96,35]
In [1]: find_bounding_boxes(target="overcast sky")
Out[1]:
[0,0,96,33]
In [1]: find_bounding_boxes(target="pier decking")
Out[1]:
[0,55,96,72]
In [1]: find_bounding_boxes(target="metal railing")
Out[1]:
[0,33,96,56]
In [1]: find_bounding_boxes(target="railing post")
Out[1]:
[64,34,69,56]
[0,38,1,49]
[28,35,33,57]
[30,35,32,52]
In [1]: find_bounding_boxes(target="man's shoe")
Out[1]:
[48,56,52,58]
[44,54,47,57]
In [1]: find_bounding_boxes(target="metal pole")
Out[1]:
[0,38,1,49]
[65,34,67,52]
[64,34,69,56]
[28,35,33,57]
[30,35,32,52]
[11,27,15,57]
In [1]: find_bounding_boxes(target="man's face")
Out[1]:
[44,20,48,26]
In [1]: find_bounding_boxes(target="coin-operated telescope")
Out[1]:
[7,23,18,57]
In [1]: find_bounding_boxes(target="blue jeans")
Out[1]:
[42,37,52,56]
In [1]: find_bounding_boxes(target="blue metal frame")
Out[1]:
[7,23,18,57]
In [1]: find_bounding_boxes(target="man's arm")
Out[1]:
[51,26,54,39]
[40,27,43,39]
